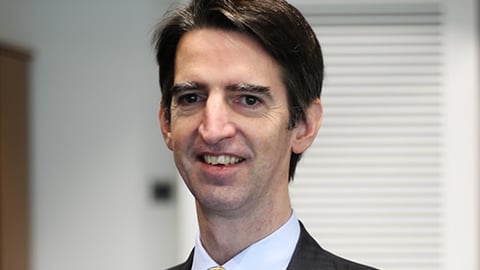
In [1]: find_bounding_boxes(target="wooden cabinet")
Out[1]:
[0,43,30,270]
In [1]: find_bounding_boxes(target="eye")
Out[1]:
[240,95,260,106]
[178,93,202,105]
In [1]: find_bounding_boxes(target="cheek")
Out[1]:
[253,124,293,154]
[169,120,198,148]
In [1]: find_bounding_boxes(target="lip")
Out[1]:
[198,152,245,165]
[195,152,246,179]
[203,154,244,165]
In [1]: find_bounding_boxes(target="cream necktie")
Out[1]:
[208,267,225,270]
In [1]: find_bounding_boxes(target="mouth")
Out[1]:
[202,154,244,166]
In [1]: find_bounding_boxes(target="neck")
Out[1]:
[196,199,292,265]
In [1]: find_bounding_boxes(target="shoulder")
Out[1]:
[321,249,379,270]
[165,250,194,270]
[165,263,188,270]
[287,222,380,270]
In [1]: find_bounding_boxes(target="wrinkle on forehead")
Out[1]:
[174,28,282,89]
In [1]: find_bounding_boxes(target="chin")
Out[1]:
[196,192,250,214]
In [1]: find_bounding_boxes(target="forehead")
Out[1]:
[177,28,266,56]
[174,28,283,86]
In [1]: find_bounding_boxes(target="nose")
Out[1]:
[198,94,236,145]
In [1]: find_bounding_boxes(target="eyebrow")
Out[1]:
[170,81,207,95]
[226,83,272,98]
[170,82,272,98]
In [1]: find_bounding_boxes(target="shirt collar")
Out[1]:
[192,211,300,270]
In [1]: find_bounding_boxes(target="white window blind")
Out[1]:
[291,3,445,270]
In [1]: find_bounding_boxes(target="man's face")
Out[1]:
[160,29,306,216]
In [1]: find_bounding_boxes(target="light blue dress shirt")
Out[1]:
[192,211,301,270]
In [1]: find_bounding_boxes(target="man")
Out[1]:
[154,0,378,269]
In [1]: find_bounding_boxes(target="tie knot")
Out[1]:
[208,267,225,270]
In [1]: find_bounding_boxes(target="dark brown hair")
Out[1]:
[153,0,324,181]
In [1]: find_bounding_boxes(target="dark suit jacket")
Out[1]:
[167,222,378,270]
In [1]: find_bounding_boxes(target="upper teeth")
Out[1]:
[204,155,242,165]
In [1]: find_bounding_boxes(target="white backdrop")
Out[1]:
[0,0,181,269]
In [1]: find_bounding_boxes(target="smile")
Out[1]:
[203,155,244,166]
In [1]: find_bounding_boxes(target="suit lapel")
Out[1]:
[286,222,334,270]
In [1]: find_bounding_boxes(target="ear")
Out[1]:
[159,106,173,151]
[292,99,323,154]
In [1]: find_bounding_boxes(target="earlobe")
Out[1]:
[292,99,323,154]
[159,106,173,151]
